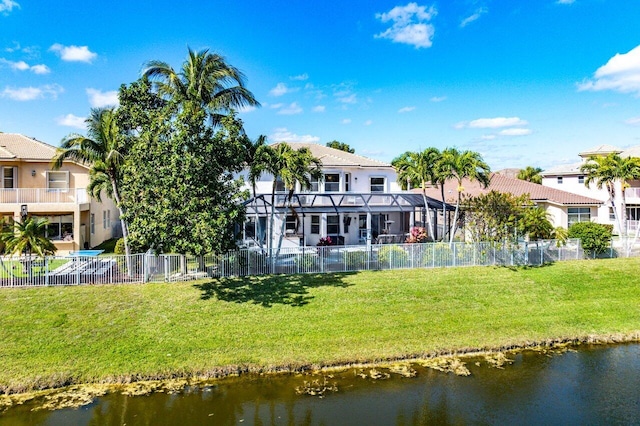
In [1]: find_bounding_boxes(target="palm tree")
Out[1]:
[438,148,491,244]
[581,153,640,251]
[392,148,440,240]
[243,134,268,248]
[142,47,260,124]
[1,217,56,279]
[517,166,543,184]
[52,107,132,263]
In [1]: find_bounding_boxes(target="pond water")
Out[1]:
[1,344,639,425]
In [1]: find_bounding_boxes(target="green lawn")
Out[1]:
[1,258,639,394]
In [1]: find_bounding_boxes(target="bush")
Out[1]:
[422,243,453,267]
[344,250,368,270]
[295,253,319,270]
[568,222,612,255]
[378,245,408,269]
[114,238,126,255]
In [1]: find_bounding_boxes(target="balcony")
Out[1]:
[0,188,88,204]
[625,187,640,200]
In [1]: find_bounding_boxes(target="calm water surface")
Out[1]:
[1,344,639,425]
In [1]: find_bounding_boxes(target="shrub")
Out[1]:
[378,245,408,269]
[317,236,332,246]
[114,238,126,255]
[295,253,319,270]
[406,226,429,243]
[568,222,612,256]
[344,250,368,270]
[422,243,453,267]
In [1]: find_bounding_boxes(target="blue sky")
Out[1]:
[1,0,640,171]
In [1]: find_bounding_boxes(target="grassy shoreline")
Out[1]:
[1,258,639,396]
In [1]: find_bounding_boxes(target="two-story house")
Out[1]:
[0,133,119,253]
[239,143,448,248]
[541,144,640,233]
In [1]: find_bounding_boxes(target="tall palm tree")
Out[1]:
[392,148,440,240]
[438,148,491,244]
[52,108,132,263]
[517,166,543,184]
[142,47,260,124]
[243,134,268,248]
[581,153,640,249]
[1,217,56,279]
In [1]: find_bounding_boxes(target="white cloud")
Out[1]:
[430,96,446,102]
[269,82,299,97]
[337,93,357,104]
[458,116,528,129]
[498,128,532,136]
[460,7,487,28]
[0,0,19,14]
[556,0,575,4]
[0,58,50,74]
[49,44,97,63]
[56,113,86,129]
[342,118,352,124]
[312,105,325,112]
[269,103,283,109]
[481,134,496,140]
[578,45,640,96]
[2,84,63,101]
[375,3,437,49]
[625,116,640,126]
[290,73,309,81]
[270,128,320,144]
[364,120,373,126]
[398,106,415,113]
[277,102,303,115]
[86,88,118,107]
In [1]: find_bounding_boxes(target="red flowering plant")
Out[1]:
[405,226,428,243]
[317,236,333,246]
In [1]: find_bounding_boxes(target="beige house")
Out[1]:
[0,133,119,254]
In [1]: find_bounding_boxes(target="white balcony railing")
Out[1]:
[625,187,640,199]
[0,188,88,204]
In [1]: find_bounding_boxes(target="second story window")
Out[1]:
[557,177,563,184]
[578,175,585,184]
[345,173,351,192]
[2,167,16,189]
[309,176,319,192]
[370,177,385,192]
[275,177,286,193]
[325,173,339,192]
[47,171,69,191]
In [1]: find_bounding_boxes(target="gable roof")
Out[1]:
[578,144,622,158]
[0,133,59,161]
[418,173,602,206]
[277,142,392,168]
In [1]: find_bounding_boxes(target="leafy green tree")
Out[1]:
[438,148,491,243]
[568,221,612,256]
[1,217,56,278]
[464,191,531,243]
[517,166,543,184]
[52,107,132,260]
[326,140,355,153]
[142,47,259,125]
[117,78,247,255]
[519,206,554,240]
[581,153,640,244]
[392,148,440,240]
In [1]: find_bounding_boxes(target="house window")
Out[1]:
[578,176,585,184]
[370,177,385,192]
[2,167,16,189]
[309,176,319,192]
[557,177,563,184]
[90,213,95,235]
[345,173,351,192]
[103,210,111,229]
[311,215,320,234]
[327,215,340,234]
[47,171,69,191]
[568,207,590,226]
[285,215,297,231]
[325,174,339,192]
[35,214,73,240]
[275,177,286,193]
[627,205,640,221]
[609,207,616,221]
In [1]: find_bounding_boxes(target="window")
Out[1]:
[327,215,340,234]
[578,175,585,184]
[557,177,563,184]
[627,205,640,221]
[47,171,69,191]
[609,207,616,221]
[103,210,111,229]
[90,213,95,235]
[2,167,16,189]
[370,177,385,192]
[568,207,590,226]
[345,173,351,192]
[309,176,319,192]
[311,215,320,234]
[34,214,73,240]
[275,177,285,192]
[325,173,339,192]
[285,215,297,231]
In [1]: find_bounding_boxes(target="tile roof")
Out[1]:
[541,161,584,176]
[578,144,622,157]
[0,133,59,160]
[276,142,392,168]
[418,173,602,206]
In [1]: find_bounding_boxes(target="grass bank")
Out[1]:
[1,258,639,394]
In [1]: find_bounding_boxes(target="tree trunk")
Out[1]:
[449,190,461,245]
[440,185,447,241]
[110,178,132,277]
[421,184,435,240]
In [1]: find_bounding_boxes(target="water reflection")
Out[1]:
[1,344,638,425]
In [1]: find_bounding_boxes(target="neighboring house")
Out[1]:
[239,143,449,248]
[0,133,119,254]
[541,144,640,233]
[419,172,602,232]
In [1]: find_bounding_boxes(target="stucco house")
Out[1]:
[239,143,450,248]
[541,144,640,234]
[0,133,119,254]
